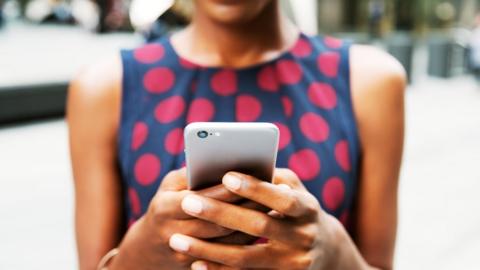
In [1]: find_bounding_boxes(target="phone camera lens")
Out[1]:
[197,131,208,139]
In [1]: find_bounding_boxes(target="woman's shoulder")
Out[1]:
[67,53,122,135]
[350,44,406,96]
[349,44,406,144]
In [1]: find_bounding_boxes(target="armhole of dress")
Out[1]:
[343,42,362,159]
[117,49,132,178]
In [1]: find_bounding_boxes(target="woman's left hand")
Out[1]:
[168,168,345,270]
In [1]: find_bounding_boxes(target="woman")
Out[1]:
[68,1,405,269]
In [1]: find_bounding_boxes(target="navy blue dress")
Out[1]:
[118,33,360,232]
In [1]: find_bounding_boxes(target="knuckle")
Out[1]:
[292,252,314,270]
[253,217,272,236]
[281,195,300,214]
[148,197,166,221]
[297,253,313,270]
[173,252,192,266]
[298,227,317,248]
[229,254,249,268]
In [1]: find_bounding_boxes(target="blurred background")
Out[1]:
[0,0,479,269]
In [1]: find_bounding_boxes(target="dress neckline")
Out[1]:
[165,32,306,72]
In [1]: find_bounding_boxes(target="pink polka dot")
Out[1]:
[322,177,345,211]
[211,70,237,96]
[179,57,199,69]
[187,98,215,123]
[318,52,340,78]
[324,36,343,49]
[134,43,164,64]
[134,153,161,186]
[335,140,351,172]
[299,112,330,143]
[281,96,293,117]
[165,128,184,155]
[128,188,141,215]
[128,218,137,229]
[291,38,312,57]
[288,149,321,181]
[257,66,279,92]
[143,67,175,93]
[340,211,349,227]
[236,95,262,122]
[308,82,337,109]
[131,122,148,151]
[276,59,303,85]
[274,122,291,150]
[190,80,197,92]
[154,96,185,124]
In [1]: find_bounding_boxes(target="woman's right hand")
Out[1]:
[109,168,259,270]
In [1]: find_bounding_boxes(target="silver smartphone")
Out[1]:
[184,122,279,190]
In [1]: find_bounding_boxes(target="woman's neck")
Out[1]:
[172,2,298,68]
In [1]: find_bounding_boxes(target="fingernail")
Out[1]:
[182,195,203,214]
[277,183,291,190]
[169,234,191,252]
[191,261,208,270]
[223,174,242,190]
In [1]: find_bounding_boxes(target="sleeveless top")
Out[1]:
[118,33,360,232]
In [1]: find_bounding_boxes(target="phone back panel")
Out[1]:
[184,122,279,190]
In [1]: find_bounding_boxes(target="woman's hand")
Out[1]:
[169,168,350,270]
[109,168,263,270]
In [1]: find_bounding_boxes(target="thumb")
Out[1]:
[159,167,188,191]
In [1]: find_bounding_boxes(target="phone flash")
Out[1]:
[214,132,221,136]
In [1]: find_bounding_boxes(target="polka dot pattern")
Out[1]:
[211,70,237,96]
[299,112,330,143]
[276,59,303,85]
[318,52,341,78]
[120,33,358,228]
[143,67,175,93]
[282,96,293,117]
[335,140,351,172]
[291,38,312,58]
[236,95,262,122]
[134,43,165,64]
[131,122,148,150]
[324,36,343,49]
[258,66,279,92]
[274,122,291,150]
[187,98,215,123]
[128,188,141,215]
[165,128,184,155]
[322,177,345,211]
[154,96,185,124]
[134,153,161,186]
[179,57,198,69]
[288,149,321,181]
[308,82,337,110]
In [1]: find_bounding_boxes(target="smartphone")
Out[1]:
[184,122,279,190]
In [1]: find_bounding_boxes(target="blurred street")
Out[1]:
[1,76,480,269]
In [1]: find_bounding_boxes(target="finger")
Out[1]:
[273,168,307,191]
[159,168,188,191]
[191,260,238,270]
[222,172,317,217]
[178,219,234,239]
[153,185,248,220]
[212,231,258,245]
[169,234,272,268]
[196,184,243,203]
[181,194,300,245]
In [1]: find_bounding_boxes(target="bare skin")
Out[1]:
[67,1,405,269]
